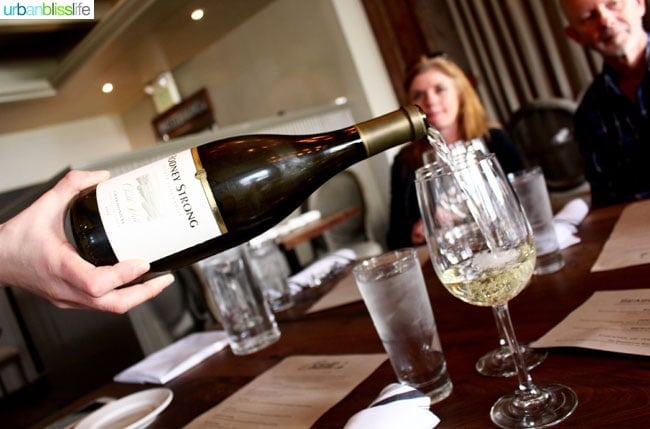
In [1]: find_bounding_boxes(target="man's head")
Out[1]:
[560,0,647,61]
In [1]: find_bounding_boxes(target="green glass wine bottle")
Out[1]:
[65,105,427,272]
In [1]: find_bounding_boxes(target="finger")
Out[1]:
[110,259,154,288]
[92,259,154,297]
[67,170,111,191]
[32,170,111,225]
[51,170,111,201]
[90,273,175,314]
[59,254,151,298]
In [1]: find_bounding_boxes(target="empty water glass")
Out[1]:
[508,166,565,274]
[197,245,281,355]
[244,239,294,312]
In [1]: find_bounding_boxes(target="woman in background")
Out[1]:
[387,54,524,249]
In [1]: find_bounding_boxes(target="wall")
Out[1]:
[0,115,131,192]
[121,0,379,148]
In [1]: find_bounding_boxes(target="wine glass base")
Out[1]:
[490,384,578,428]
[476,344,548,377]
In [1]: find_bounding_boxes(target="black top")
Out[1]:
[386,127,524,250]
[573,43,650,207]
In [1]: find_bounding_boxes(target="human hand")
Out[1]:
[0,170,174,313]
[410,219,427,245]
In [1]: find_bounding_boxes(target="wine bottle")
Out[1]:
[65,105,427,272]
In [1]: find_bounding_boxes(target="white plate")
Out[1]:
[75,388,173,429]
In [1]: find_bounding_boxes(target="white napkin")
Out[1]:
[553,198,589,249]
[288,248,357,289]
[114,331,229,384]
[344,383,440,429]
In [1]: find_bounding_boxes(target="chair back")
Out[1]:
[508,98,584,191]
[307,170,382,258]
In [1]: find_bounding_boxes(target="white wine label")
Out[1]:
[96,149,223,262]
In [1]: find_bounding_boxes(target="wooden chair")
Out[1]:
[307,170,383,258]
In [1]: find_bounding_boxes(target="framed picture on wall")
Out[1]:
[151,88,216,141]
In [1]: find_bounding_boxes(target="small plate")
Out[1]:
[75,388,173,429]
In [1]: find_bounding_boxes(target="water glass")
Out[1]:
[508,166,565,274]
[353,248,453,404]
[197,245,281,355]
[244,239,294,312]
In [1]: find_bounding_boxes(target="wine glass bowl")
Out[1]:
[415,153,577,428]
[416,155,534,307]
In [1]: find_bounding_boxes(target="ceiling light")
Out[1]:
[190,9,204,21]
[102,82,114,93]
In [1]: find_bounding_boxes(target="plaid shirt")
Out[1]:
[574,38,650,208]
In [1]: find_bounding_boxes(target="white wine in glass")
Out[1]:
[415,153,577,428]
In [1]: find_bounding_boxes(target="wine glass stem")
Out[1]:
[493,303,538,396]
[492,307,508,347]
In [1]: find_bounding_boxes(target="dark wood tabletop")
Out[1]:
[34,203,650,428]
[276,206,360,251]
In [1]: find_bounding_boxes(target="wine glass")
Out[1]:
[415,153,577,428]
[424,132,547,378]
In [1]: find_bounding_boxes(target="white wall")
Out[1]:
[330,0,401,244]
[0,115,131,192]
[122,0,376,148]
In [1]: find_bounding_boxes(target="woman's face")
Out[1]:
[408,68,460,131]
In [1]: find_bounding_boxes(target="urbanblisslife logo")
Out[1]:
[0,1,94,19]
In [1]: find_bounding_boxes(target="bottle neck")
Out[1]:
[355,105,427,157]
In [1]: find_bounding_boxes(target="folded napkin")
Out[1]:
[114,331,229,384]
[553,198,589,249]
[344,383,440,429]
[288,248,357,290]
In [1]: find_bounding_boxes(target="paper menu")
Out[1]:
[591,200,650,272]
[531,289,650,356]
[306,271,361,314]
[183,354,387,429]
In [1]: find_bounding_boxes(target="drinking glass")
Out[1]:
[415,154,577,428]
[244,238,294,312]
[353,248,453,404]
[508,166,565,275]
[476,313,547,377]
[197,245,281,355]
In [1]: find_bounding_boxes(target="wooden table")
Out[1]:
[276,206,360,251]
[32,203,650,428]
[276,206,360,272]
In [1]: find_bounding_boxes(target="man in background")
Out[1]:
[560,0,650,207]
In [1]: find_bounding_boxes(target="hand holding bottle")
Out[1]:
[0,170,174,313]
